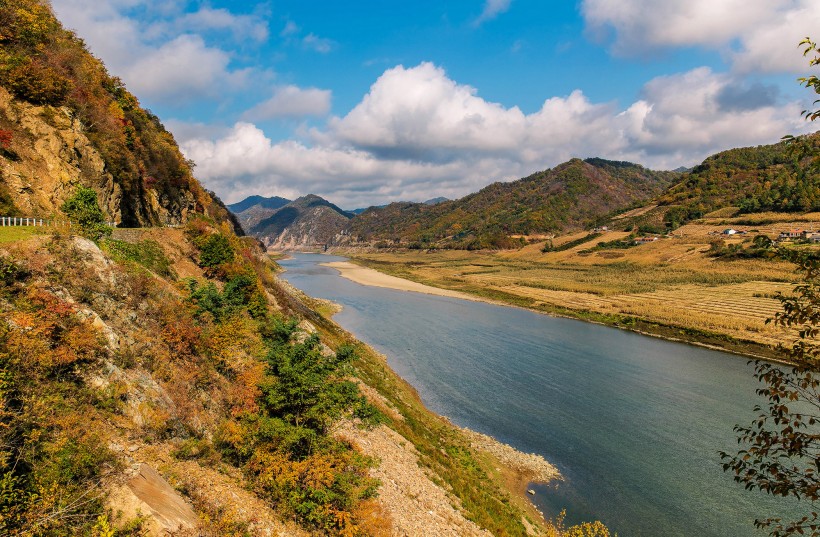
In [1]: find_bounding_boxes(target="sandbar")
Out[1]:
[321,261,482,301]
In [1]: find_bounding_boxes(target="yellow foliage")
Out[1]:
[204,314,264,370]
[91,515,116,537]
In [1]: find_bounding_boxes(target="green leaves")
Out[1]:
[60,187,111,241]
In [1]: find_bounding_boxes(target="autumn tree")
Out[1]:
[721,38,820,537]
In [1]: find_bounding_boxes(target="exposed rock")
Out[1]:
[458,427,560,485]
[107,464,199,536]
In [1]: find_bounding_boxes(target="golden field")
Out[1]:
[339,215,820,356]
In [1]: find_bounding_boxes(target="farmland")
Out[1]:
[338,214,819,358]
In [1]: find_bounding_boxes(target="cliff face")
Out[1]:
[0,0,232,228]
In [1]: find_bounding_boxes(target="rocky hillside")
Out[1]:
[246,194,353,250]
[0,0,235,228]
[346,158,679,249]
[0,219,558,536]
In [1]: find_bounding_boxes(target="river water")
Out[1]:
[279,253,801,537]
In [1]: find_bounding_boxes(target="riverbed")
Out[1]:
[279,253,801,536]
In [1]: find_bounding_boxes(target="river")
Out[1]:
[279,253,801,537]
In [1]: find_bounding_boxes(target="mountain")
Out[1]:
[249,194,353,249]
[227,195,290,214]
[349,204,387,215]
[228,195,291,234]
[424,196,449,205]
[612,133,820,232]
[0,3,235,229]
[347,158,679,249]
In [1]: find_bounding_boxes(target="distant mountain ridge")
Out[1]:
[228,195,290,214]
[346,157,679,249]
[233,136,820,252]
[228,195,291,234]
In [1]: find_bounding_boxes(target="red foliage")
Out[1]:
[0,129,11,149]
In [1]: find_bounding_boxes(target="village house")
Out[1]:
[722,229,738,235]
[804,231,820,243]
[633,236,658,245]
[779,229,805,240]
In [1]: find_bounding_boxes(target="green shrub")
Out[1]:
[61,186,111,241]
[198,234,234,270]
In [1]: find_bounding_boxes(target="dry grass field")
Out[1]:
[340,216,820,354]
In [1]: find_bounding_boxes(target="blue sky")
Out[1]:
[51,0,820,208]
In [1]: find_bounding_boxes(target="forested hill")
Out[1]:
[601,133,820,234]
[346,158,679,249]
[653,133,820,225]
[0,0,236,229]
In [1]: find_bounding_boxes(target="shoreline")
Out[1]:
[322,255,789,365]
[320,261,483,301]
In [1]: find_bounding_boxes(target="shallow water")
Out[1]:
[279,253,801,536]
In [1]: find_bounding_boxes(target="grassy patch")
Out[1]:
[0,226,43,243]
[102,239,173,277]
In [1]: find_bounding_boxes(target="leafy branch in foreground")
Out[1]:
[721,37,820,537]
[721,250,820,536]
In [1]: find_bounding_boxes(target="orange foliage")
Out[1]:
[228,362,264,416]
[5,287,101,370]
[0,129,11,149]
[203,315,264,371]
[159,303,201,360]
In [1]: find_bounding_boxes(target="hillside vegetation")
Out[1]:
[345,158,678,249]
[616,134,820,233]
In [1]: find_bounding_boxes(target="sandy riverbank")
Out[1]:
[322,261,484,301]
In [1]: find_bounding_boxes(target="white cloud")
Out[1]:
[474,0,512,26]
[178,63,811,208]
[50,0,258,102]
[281,20,300,37]
[123,35,247,102]
[175,8,269,43]
[243,85,332,120]
[302,33,335,53]
[581,0,820,73]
